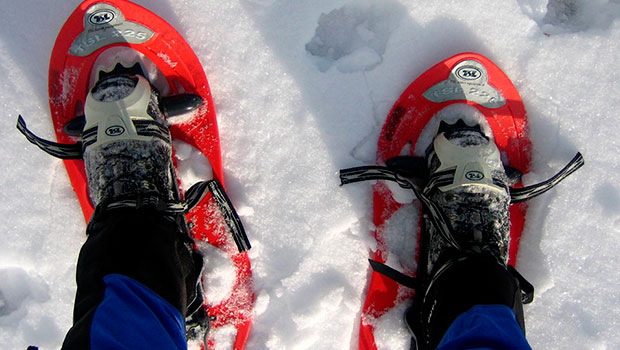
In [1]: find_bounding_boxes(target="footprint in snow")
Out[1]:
[306,1,404,73]
[520,0,620,34]
[0,267,50,319]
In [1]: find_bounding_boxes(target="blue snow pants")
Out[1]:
[61,208,530,349]
[76,275,531,350]
[437,304,531,349]
[61,208,199,350]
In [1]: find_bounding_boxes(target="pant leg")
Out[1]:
[61,208,199,349]
[420,254,526,349]
[437,305,531,350]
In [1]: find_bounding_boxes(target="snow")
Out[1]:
[1,0,619,349]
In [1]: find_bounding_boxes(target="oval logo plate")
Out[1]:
[105,125,125,136]
[89,9,116,25]
[465,170,485,181]
[456,66,483,81]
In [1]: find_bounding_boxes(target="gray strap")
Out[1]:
[205,179,251,252]
[510,153,584,203]
[103,179,251,253]
[17,115,83,159]
[340,166,460,250]
[17,116,251,252]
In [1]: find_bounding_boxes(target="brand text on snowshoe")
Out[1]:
[71,29,150,54]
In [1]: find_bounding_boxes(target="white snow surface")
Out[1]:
[2,0,620,349]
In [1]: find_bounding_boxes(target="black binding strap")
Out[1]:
[340,166,460,250]
[103,179,251,253]
[507,265,535,304]
[17,115,170,160]
[184,181,211,210]
[18,116,250,253]
[510,152,584,203]
[340,165,408,185]
[205,179,251,252]
[341,152,584,207]
[340,154,582,305]
[16,115,83,159]
[369,259,418,289]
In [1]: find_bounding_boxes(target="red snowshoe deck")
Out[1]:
[360,52,531,350]
[49,1,253,348]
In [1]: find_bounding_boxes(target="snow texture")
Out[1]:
[1,0,619,349]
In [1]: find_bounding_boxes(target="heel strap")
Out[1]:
[95,179,251,253]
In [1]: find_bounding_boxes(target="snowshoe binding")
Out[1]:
[339,52,584,350]
[16,0,253,348]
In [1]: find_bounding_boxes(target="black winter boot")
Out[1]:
[410,119,526,349]
[60,65,207,348]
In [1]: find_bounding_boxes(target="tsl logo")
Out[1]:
[105,125,125,136]
[465,170,484,181]
[456,66,482,81]
[89,10,116,25]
